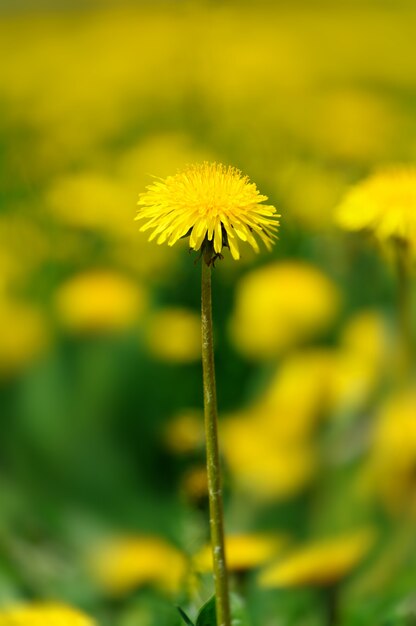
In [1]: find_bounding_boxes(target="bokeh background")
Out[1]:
[1,1,416,625]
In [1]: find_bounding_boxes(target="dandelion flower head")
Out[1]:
[54,270,146,334]
[229,261,340,359]
[88,535,187,596]
[369,390,416,515]
[146,307,201,363]
[136,162,279,260]
[221,415,316,500]
[335,167,416,250]
[0,603,95,626]
[258,528,375,588]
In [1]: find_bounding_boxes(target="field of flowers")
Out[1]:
[1,1,416,625]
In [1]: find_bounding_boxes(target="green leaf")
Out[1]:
[177,606,195,626]
[193,593,250,626]
[196,595,217,626]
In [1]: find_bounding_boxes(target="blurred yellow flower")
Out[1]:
[335,168,416,251]
[0,301,48,376]
[258,529,375,588]
[119,133,214,191]
[307,89,396,163]
[45,169,177,279]
[328,311,392,414]
[258,350,335,438]
[54,270,146,334]
[0,603,95,626]
[0,214,51,290]
[136,162,279,260]
[146,308,201,363]
[340,310,391,372]
[368,391,416,514]
[328,352,379,417]
[221,416,316,500]
[230,261,340,359]
[47,172,132,233]
[181,466,209,501]
[88,535,188,596]
[279,163,347,231]
[256,338,386,429]
[164,409,204,454]
[194,533,287,573]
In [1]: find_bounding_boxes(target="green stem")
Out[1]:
[201,254,231,626]
[396,239,413,378]
[323,585,340,626]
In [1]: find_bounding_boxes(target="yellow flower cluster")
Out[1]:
[220,308,391,501]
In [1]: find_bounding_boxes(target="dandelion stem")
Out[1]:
[201,249,231,626]
[324,585,340,626]
[396,239,413,378]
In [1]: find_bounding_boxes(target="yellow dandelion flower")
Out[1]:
[229,261,340,359]
[194,533,287,573]
[136,162,279,260]
[87,535,188,596]
[146,308,201,363]
[164,409,204,454]
[181,466,209,501]
[335,168,416,249]
[221,416,316,500]
[368,390,416,515]
[0,602,95,626]
[0,301,49,376]
[258,529,375,588]
[340,310,391,373]
[258,349,336,436]
[54,270,146,334]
